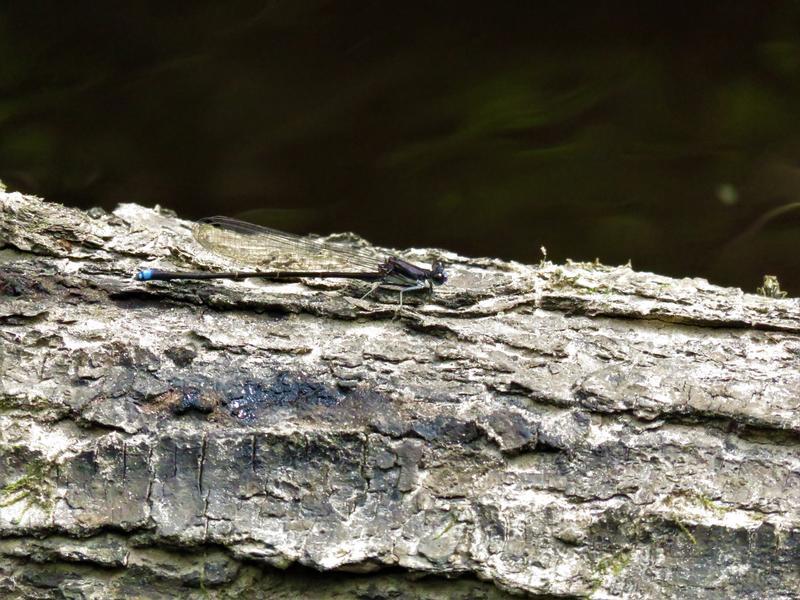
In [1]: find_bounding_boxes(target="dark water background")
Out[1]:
[2,2,799,294]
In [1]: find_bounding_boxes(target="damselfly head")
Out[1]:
[430,261,447,285]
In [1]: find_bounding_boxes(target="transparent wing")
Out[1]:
[192,216,385,271]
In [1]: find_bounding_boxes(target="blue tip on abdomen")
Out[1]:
[136,269,153,281]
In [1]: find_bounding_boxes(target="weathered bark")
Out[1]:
[0,191,798,599]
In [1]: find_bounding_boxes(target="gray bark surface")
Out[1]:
[0,191,798,599]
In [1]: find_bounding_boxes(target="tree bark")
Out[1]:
[1,191,798,599]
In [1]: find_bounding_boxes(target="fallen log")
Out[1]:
[1,191,798,598]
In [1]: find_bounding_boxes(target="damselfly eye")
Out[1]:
[430,261,447,285]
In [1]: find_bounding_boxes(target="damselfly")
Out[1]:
[134,216,447,305]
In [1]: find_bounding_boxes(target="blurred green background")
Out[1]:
[1,2,799,294]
